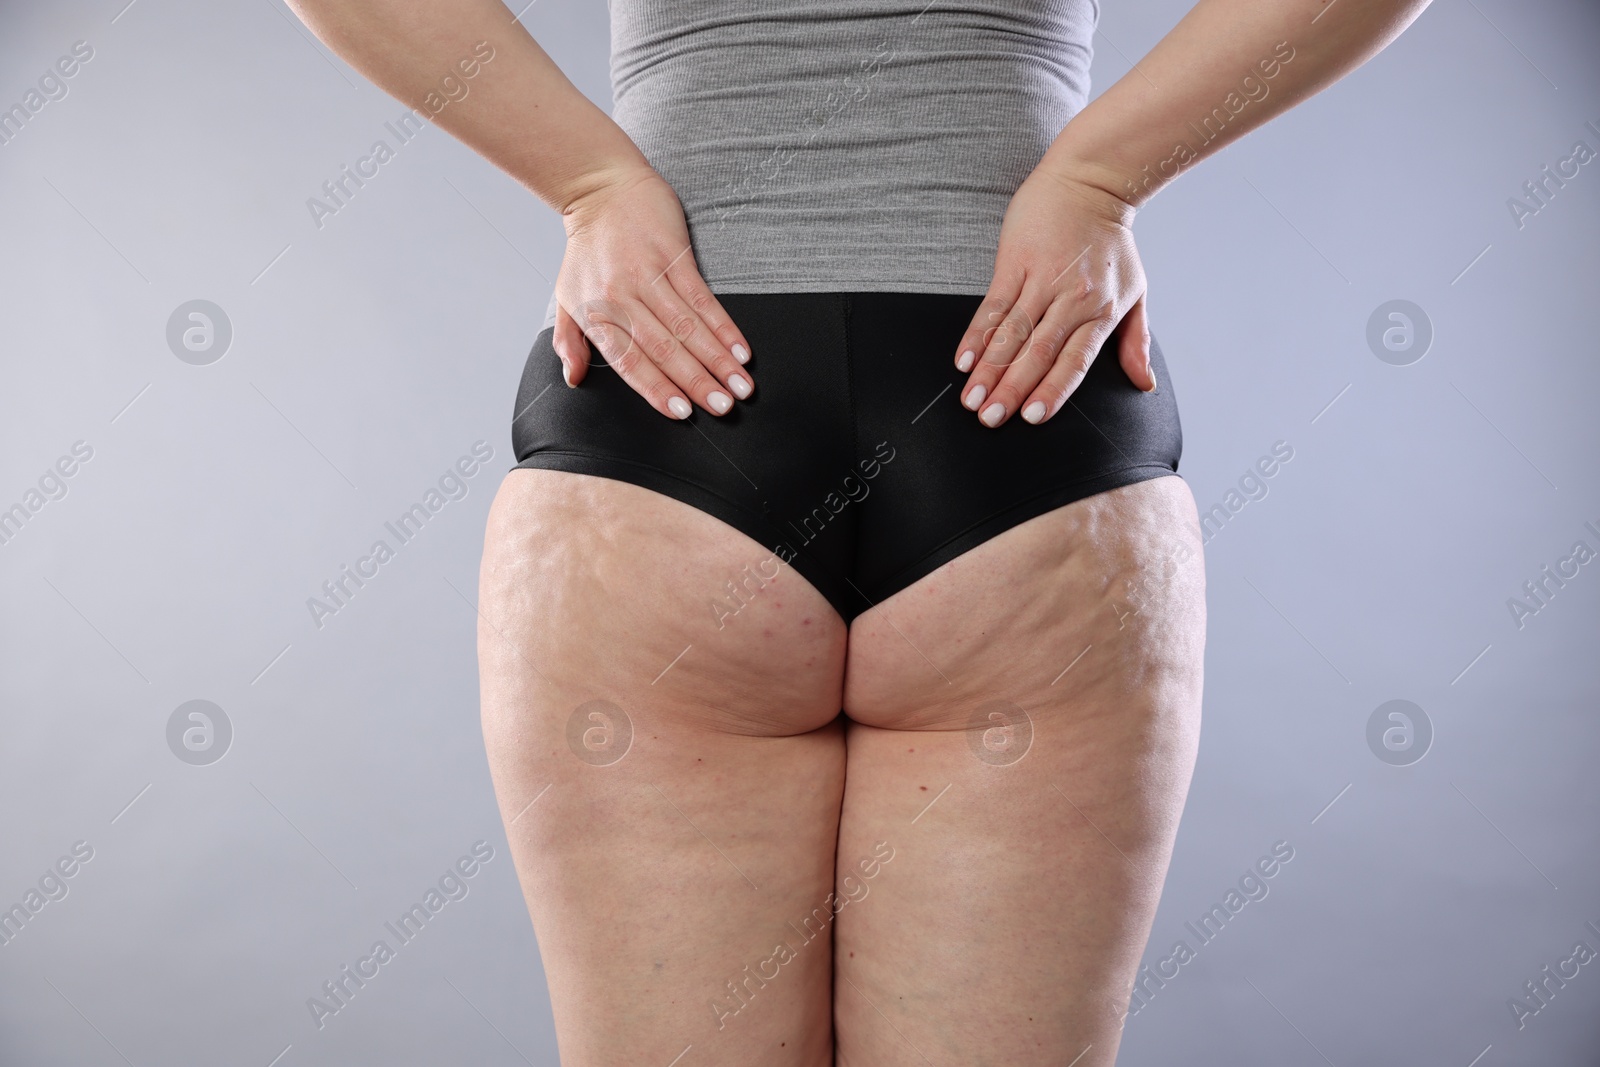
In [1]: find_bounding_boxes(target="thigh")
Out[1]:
[833,475,1205,1065]
[478,468,849,1065]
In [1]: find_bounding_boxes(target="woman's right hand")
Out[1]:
[552,166,754,420]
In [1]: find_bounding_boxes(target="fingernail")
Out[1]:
[1145,369,1158,393]
[981,402,1006,427]
[964,384,987,411]
[668,396,692,419]
[561,362,574,387]
[1021,400,1046,424]
[728,373,752,399]
[732,343,749,364]
[956,349,976,373]
[708,390,732,414]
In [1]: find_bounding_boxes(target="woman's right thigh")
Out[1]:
[477,468,849,1065]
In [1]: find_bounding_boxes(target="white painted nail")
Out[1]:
[668,396,692,419]
[728,373,752,399]
[1021,400,1046,424]
[732,343,749,364]
[956,349,976,373]
[964,384,987,411]
[981,402,1006,427]
[708,390,732,414]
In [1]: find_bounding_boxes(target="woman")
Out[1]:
[289,1,1429,1062]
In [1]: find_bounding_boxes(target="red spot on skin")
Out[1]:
[849,952,854,957]
[908,748,914,753]
[802,618,811,626]
[920,786,928,791]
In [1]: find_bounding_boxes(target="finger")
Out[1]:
[553,303,589,387]
[664,263,754,368]
[952,281,1022,375]
[960,282,1051,417]
[621,300,738,416]
[1018,316,1117,425]
[581,301,694,420]
[978,297,1082,428]
[644,277,754,402]
[1117,292,1157,393]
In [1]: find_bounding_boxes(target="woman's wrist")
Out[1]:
[1029,153,1143,227]
[551,157,659,219]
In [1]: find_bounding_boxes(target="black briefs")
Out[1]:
[510,292,1182,624]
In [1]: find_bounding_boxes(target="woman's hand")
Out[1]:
[552,165,754,420]
[953,166,1158,428]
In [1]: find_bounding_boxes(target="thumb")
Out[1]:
[1118,292,1156,393]
[553,303,589,387]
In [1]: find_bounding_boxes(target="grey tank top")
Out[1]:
[542,0,1099,330]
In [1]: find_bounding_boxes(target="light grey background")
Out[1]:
[2,1,1597,1064]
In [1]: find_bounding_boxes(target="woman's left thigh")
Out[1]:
[833,475,1206,1065]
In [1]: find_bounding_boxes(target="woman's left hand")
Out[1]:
[953,166,1158,427]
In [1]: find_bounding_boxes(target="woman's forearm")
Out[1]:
[1042,0,1432,214]
[286,0,650,213]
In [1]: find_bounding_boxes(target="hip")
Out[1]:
[510,291,1183,620]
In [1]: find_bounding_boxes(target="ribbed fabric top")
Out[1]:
[542,0,1098,330]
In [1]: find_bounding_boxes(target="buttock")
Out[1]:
[509,292,1183,624]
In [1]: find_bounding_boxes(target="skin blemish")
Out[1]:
[920,786,928,791]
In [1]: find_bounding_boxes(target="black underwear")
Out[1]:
[510,291,1182,623]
